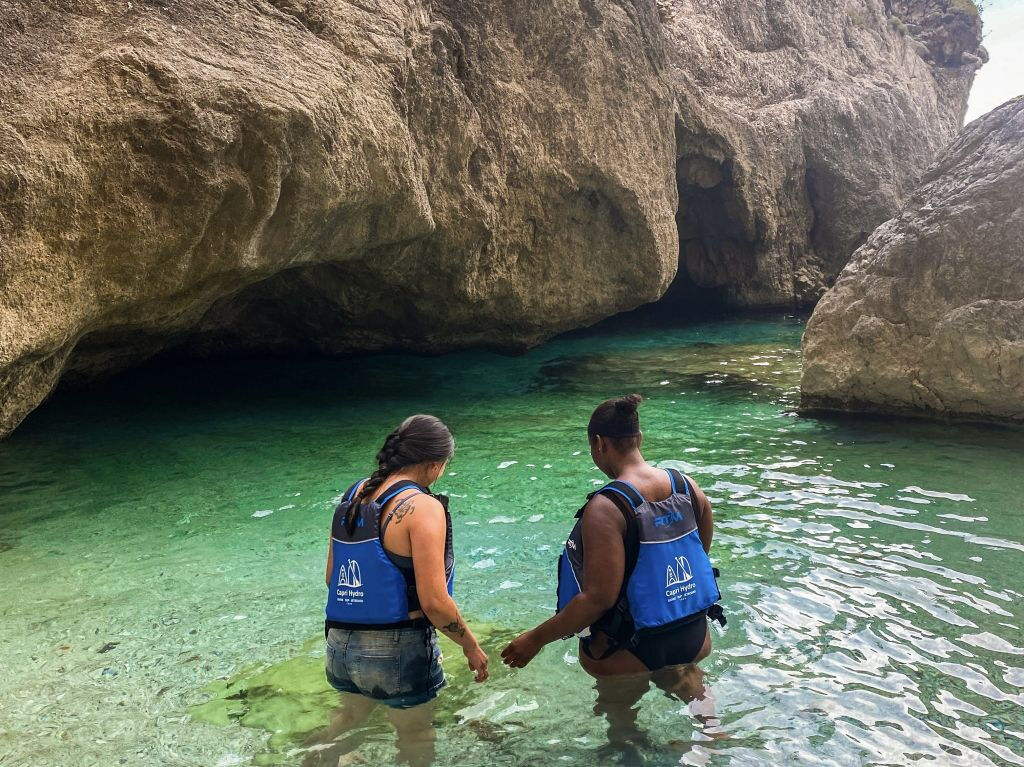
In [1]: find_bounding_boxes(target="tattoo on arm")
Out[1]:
[441,618,466,638]
[389,498,415,525]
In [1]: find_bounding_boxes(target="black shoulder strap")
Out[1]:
[665,468,690,497]
[592,480,641,607]
[378,480,430,536]
[376,480,427,508]
[342,478,368,503]
[596,480,644,511]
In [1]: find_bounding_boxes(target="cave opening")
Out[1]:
[617,121,759,324]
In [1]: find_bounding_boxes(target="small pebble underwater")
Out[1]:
[0,317,1022,767]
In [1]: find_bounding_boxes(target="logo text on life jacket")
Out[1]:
[654,510,684,528]
[336,559,365,603]
[665,555,696,602]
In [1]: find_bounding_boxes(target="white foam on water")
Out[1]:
[497,461,517,469]
[960,632,1024,655]
[938,513,989,523]
[454,690,509,721]
[472,559,496,569]
[277,504,295,511]
[488,516,516,524]
[903,486,976,502]
[496,700,539,719]
[498,580,522,590]
[528,514,544,522]
[252,510,273,518]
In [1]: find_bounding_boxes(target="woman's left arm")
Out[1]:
[687,475,714,553]
[501,494,625,667]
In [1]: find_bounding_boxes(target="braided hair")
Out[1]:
[344,414,455,534]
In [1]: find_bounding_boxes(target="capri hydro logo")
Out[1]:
[338,559,363,588]
[665,555,693,588]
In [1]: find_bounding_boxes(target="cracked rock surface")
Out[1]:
[801,96,1024,424]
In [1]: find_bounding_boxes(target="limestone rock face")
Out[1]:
[657,0,983,309]
[0,0,984,438]
[801,96,1024,423]
[0,0,679,437]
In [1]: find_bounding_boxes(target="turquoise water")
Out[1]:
[1,317,1022,767]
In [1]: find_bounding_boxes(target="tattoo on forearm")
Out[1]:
[390,498,415,525]
[441,619,466,638]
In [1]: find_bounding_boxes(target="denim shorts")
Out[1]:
[325,626,446,708]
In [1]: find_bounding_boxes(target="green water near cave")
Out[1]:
[1,317,1023,767]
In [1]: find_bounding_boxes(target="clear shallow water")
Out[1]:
[1,317,1023,767]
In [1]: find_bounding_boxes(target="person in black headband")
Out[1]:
[503,393,723,746]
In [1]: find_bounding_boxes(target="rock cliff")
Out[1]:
[656,0,983,310]
[0,0,983,437]
[801,96,1024,423]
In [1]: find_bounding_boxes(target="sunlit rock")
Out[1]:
[801,96,1024,424]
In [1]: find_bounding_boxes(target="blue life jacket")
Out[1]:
[556,468,724,653]
[325,478,454,631]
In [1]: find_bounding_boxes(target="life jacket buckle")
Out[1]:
[707,604,727,627]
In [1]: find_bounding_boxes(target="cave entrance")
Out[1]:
[627,121,759,322]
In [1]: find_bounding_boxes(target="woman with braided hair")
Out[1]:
[317,414,487,765]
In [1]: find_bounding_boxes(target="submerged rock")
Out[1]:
[801,96,1024,424]
[0,0,983,438]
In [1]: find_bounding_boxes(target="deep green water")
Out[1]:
[1,318,1023,767]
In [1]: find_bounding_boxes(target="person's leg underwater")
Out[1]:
[387,700,438,767]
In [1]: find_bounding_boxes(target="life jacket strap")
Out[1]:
[582,600,636,661]
[665,468,690,497]
[343,478,368,503]
[596,480,645,511]
[707,604,727,627]
[376,479,429,508]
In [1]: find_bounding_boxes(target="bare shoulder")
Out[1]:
[582,491,627,532]
[389,491,444,527]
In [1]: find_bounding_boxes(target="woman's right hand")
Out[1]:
[464,643,489,682]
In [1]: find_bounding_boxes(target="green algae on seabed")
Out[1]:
[189,637,336,758]
[190,627,514,764]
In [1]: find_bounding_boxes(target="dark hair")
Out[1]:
[588,394,643,449]
[345,414,455,534]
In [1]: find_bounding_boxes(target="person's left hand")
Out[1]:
[501,630,544,668]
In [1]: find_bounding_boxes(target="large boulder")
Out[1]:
[0,0,984,438]
[801,95,1024,424]
[656,0,984,309]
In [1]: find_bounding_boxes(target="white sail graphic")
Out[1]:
[665,555,693,587]
[338,558,363,588]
